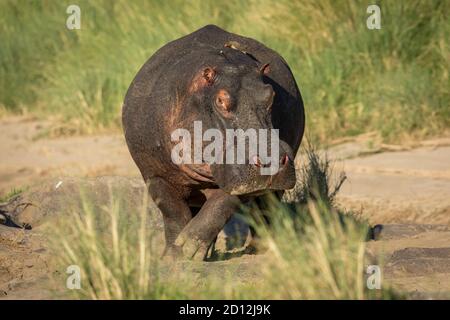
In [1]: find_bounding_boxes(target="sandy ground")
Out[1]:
[1,116,450,299]
[0,116,139,194]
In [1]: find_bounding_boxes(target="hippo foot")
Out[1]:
[161,245,184,261]
[174,235,211,261]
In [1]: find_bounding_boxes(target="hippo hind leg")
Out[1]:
[175,189,240,261]
[147,177,192,258]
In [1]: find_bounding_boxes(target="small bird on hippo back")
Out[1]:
[122,25,305,261]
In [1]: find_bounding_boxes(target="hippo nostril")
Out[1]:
[252,155,262,168]
[281,154,289,166]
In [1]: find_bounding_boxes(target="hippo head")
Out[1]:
[180,46,296,195]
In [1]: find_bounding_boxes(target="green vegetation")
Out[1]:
[52,147,397,299]
[1,0,448,141]
[285,142,347,205]
[54,194,389,299]
[0,187,25,203]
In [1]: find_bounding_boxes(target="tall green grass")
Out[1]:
[54,193,392,299]
[1,0,449,141]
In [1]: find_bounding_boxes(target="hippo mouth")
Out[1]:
[210,167,294,196]
[180,164,215,183]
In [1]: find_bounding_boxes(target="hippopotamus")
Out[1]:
[122,25,305,260]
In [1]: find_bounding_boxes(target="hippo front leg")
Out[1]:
[175,189,240,260]
[147,177,193,258]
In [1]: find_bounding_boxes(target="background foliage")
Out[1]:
[1,0,449,142]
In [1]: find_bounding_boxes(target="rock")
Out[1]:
[385,247,450,276]
[367,224,450,297]
[0,176,158,229]
[335,145,450,225]
[372,224,450,241]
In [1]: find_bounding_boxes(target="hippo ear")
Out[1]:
[260,63,270,76]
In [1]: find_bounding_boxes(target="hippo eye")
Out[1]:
[203,67,216,84]
[215,89,232,112]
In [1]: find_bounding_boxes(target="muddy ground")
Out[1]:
[1,116,450,299]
